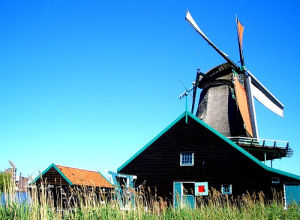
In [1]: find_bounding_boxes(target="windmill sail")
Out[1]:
[236,17,245,67]
[236,19,244,48]
[248,71,284,117]
[185,11,239,70]
[234,76,253,137]
[235,17,257,137]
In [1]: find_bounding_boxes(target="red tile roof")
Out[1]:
[56,165,113,188]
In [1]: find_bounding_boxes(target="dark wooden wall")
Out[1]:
[35,167,69,186]
[119,115,297,201]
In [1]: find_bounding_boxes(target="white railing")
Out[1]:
[227,137,289,149]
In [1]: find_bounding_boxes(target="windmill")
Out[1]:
[184,11,291,163]
[185,11,284,139]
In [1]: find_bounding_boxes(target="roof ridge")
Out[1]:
[56,164,99,173]
[31,163,73,185]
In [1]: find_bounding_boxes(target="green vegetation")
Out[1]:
[0,183,299,219]
[0,172,11,192]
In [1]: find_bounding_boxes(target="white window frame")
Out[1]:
[180,152,194,166]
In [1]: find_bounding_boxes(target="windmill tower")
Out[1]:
[185,11,291,163]
[194,63,247,137]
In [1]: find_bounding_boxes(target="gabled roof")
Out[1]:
[118,111,300,181]
[32,164,113,188]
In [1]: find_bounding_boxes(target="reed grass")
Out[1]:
[0,177,299,220]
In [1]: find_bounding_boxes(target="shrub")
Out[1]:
[0,172,11,192]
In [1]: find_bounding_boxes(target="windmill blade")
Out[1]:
[236,17,245,67]
[244,75,259,138]
[185,11,240,71]
[234,75,253,137]
[248,71,284,117]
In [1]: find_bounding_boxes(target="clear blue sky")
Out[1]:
[0,0,299,179]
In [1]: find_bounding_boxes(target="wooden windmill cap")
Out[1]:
[198,62,233,89]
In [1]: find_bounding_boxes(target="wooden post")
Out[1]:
[271,159,273,168]
[185,95,188,124]
[66,186,69,208]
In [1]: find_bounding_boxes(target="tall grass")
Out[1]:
[0,178,299,219]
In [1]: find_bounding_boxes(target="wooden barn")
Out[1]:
[32,164,113,207]
[117,112,300,208]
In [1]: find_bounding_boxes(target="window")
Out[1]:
[195,182,209,196]
[272,177,280,184]
[180,153,194,166]
[221,184,232,195]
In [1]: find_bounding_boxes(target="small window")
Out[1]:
[272,177,280,184]
[221,184,232,195]
[180,153,194,166]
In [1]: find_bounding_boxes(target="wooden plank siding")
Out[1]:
[35,167,69,186]
[119,114,299,201]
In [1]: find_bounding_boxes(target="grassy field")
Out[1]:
[1,182,300,219]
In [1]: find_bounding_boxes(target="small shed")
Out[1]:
[32,164,113,207]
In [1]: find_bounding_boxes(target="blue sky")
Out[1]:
[0,0,299,179]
